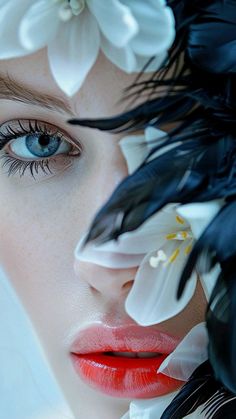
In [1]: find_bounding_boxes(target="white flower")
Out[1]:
[74,127,223,326]
[157,322,208,381]
[0,0,176,96]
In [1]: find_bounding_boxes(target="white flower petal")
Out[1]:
[157,323,208,381]
[100,34,137,73]
[124,0,175,56]
[200,263,221,301]
[145,126,167,146]
[176,200,224,239]
[125,241,197,325]
[76,209,183,263]
[74,234,144,268]
[87,0,138,47]
[47,9,100,96]
[119,127,166,174]
[19,0,60,51]
[122,391,179,419]
[75,246,144,269]
[119,134,149,174]
[0,0,32,59]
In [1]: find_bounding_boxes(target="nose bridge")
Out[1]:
[73,141,132,298]
[74,260,136,299]
[91,141,128,211]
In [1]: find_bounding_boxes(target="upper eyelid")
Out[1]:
[0,118,83,151]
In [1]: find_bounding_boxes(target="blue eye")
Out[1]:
[0,119,82,179]
[10,132,70,159]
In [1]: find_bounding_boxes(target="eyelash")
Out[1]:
[0,119,81,179]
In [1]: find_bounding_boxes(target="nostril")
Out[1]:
[122,280,134,293]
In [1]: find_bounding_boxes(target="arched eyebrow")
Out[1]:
[0,72,76,116]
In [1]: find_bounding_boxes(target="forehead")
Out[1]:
[0,48,141,118]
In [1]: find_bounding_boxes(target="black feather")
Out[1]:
[206,260,236,394]
[160,361,219,418]
[161,361,236,418]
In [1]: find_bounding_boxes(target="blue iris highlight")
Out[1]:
[26,134,60,158]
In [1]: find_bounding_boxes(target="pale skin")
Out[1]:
[0,49,207,419]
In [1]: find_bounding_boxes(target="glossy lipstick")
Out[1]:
[70,324,184,398]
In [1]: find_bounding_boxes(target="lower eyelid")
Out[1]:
[0,154,77,183]
[0,146,80,180]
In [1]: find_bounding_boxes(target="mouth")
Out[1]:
[69,324,184,398]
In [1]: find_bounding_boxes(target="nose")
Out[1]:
[72,138,135,299]
[74,260,136,299]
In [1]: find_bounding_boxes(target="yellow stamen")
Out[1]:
[166,248,180,265]
[176,215,185,225]
[166,233,177,240]
[184,244,192,255]
[180,231,188,239]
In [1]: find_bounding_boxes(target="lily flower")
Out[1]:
[0,0,175,95]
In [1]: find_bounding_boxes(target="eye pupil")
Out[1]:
[26,133,61,157]
[39,134,50,146]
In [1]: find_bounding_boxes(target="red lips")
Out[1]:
[70,323,184,398]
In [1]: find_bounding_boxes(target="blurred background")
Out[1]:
[0,265,74,419]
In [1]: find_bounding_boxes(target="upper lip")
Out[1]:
[70,322,181,355]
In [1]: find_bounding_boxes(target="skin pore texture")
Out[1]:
[0,49,207,419]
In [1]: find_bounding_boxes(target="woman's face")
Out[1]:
[0,49,207,418]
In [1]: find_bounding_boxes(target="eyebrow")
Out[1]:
[0,72,75,116]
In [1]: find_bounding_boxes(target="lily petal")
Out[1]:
[145,126,167,147]
[125,0,175,56]
[199,263,221,300]
[100,34,137,73]
[0,0,32,59]
[74,235,144,269]
[75,208,183,262]
[121,391,179,419]
[125,240,197,325]
[47,9,100,96]
[19,0,59,51]
[87,0,138,48]
[176,200,224,239]
[119,127,166,174]
[157,323,208,381]
[119,134,149,174]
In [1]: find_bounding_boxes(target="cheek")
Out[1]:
[0,174,93,350]
[0,138,127,326]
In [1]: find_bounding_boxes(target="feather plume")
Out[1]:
[161,361,236,418]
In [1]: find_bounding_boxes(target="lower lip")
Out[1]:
[70,352,184,398]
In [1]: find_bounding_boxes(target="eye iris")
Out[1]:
[26,133,61,157]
